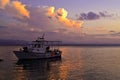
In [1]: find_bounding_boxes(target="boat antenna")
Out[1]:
[42,33,45,39]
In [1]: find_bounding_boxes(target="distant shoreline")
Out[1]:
[1,39,120,47]
[1,44,120,47]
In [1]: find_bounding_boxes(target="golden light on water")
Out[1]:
[13,66,28,80]
[11,47,84,80]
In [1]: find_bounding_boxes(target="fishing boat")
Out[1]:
[13,34,62,59]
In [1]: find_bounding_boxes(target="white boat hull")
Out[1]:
[13,51,61,59]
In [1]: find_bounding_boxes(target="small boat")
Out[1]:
[13,34,62,59]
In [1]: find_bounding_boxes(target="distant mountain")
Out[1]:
[0,39,28,46]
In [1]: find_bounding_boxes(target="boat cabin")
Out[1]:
[26,37,62,53]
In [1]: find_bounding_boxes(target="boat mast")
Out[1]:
[42,33,45,39]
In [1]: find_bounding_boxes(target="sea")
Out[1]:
[0,46,120,80]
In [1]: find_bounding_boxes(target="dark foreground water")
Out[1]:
[1,46,120,80]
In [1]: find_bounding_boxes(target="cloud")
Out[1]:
[11,1,30,18]
[46,6,55,18]
[0,25,8,29]
[109,30,116,33]
[46,7,83,28]
[53,28,67,33]
[0,0,9,9]
[20,6,84,32]
[109,30,120,36]
[0,3,83,29]
[78,11,113,20]
[0,0,84,40]
[0,0,30,18]
[113,32,120,36]
[82,30,120,39]
[79,12,99,20]
[0,6,77,40]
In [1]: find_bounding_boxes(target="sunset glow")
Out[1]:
[0,0,120,43]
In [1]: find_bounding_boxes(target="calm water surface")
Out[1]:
[0,46,120,80]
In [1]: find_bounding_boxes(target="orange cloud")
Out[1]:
[46,7,83,28]
[11,1,30,18]
[56,8,68,19]
[0,0,30,18]
[46,6,55,17]
[0,0,9,9]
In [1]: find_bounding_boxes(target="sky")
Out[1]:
[0,0,120,44]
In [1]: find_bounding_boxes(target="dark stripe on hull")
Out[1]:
[13,51,61,59]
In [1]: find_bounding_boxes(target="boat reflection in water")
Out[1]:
[14,58,62,80]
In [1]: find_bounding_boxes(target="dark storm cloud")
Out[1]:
[78,11,113,20]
